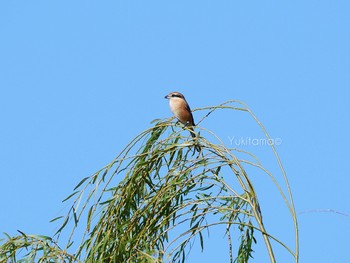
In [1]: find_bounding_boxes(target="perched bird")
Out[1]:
[164,91,201,151]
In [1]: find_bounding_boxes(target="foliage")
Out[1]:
[0,232,76,262]
[0,101,298,263]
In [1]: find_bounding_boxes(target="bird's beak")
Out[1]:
[164,95,169,99]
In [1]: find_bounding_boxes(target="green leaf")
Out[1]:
[73,176,90,190]
[49,216,63,223]
[150,118,162,124]
[73,210,78,227]
[55,216,69,235]
[17,230,27,237]
[86,206,94,231]
[62,191,79,202]
[199,231,204,251]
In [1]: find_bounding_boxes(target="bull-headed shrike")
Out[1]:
[164,92,201,152]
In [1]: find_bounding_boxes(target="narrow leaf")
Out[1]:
[55,216,69,235]
[62,191,79,202]
[74,176,90,190]
[49,216,63,223]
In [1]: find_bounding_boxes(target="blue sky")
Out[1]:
[1,1,349,262]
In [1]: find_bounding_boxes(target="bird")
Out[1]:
[164,91,201,151]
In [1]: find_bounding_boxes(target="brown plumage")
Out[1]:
[164,92,201,151]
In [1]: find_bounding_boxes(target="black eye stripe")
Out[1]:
[172,94,182,98]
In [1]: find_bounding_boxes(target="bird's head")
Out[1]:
[164,92,185,100]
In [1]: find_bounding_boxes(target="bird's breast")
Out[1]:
[169,99,193,125]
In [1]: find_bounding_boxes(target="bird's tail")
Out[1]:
[188,126,201,152]
[189,126,196,138]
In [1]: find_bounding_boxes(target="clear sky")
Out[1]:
[1,1,349,262]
